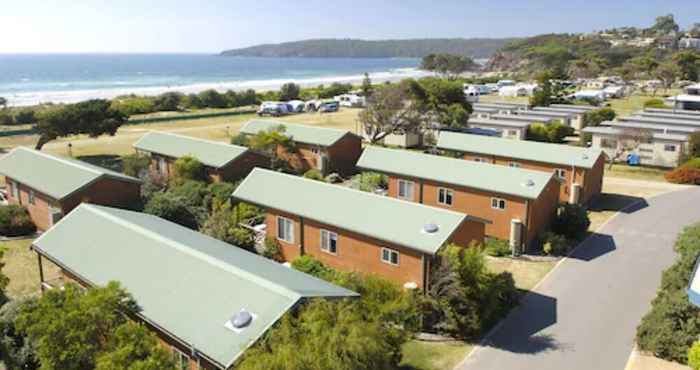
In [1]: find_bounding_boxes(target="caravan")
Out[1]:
[334,94,366,108]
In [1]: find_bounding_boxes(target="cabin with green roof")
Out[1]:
[32,203,357,370]
[239,120,362,176]
[0,147,141,230]
[133,131,268,182]
[232,168,488,289]
[437,131,605,205]
[357,146,560,250]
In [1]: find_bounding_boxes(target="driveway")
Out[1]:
[457,186,700,370]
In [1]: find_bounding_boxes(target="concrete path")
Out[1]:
[456,186,700,370]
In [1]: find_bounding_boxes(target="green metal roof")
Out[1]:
[240,120,356,147]
[437,131,603,169]
[491,114,555,123]
[134,131,249,169]
[357,146,552,200]
[0,147,140,200]
[233,168,473,255]
[33,204,356,369]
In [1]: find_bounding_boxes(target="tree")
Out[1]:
[358,84,423,144]
[34,99,127,150]
[95,322,176,370]
[567,58,603,80]
[16,282,138,370]
[654,62,680,92]
[121,153,151,177]
[279,83,301,101]
[649,14,680,35]
[552,203,591,240]
[153,92,184,112]
[361,73,374,97]
[689,341,700,370]
[420,53,479,79]
[672,51,700,81]
[408,78,472,128]
[172,155,207,183]
[247,125,295,171]
[688,132,700,158]
[0,299,38,369]
[144,191,201,229]
[0,97,7,110]
[201,204,256,250]
[582,108,616,128]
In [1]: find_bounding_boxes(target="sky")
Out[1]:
[1,0,699,53]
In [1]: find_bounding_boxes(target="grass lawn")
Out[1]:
[605,163,668,182]
[606,90,681,117]
[1,238,60,300]
[400,340,473,370]
[486,257,557,291]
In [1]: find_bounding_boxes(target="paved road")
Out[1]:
[457,187,700,370]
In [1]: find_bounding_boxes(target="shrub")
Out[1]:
[291,255,335,281]
[644,98,667,109]
[582,108,616,128]
[207,181,236,209]
[685,158,700,169]
[484,238,511,257]
[540,232,568,256]
[552,203,591,240]
[0,299,38,369]
[172,156,207,183]
[302,169,325,182]
[13,109,36,124]
[230,133,249,147]
[262,237,283,261]
[546,122,575,143]
[0,111,13,125]
[0,205,36,237]
[121,153,151,177]
[689,341,700,370]
[351,172,388,192]
[689,133,700,158]
[636,223,700,364]
[143,192,200,229]
[665,164,700,184]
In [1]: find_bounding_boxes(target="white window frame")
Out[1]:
[474,157,488,163]
[276,216,294,243]
[397,180,415,200]
[554,169,566,180]
[311,147,321,155]
[171,346,191,370]
[157,157,168,175]
[381,247,400,266]
[28,190,35,205]
[664,144,677,152]
[491,197,506,210]
[508,162,520,168]
[10,181,18,199]
[437,187,453,206]
[320,229,338,254]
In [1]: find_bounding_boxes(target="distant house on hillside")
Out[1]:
[32,204,357,370]
[0,148,141,231]
[232,168,488,289]
[133,131,267,183]
[679,37,700,50]
[240,120,362,176]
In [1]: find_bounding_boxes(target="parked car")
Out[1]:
[318,101,339,113]
[334,94,366,108]
[257,102,290,117]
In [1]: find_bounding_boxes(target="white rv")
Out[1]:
[334,94,366,108]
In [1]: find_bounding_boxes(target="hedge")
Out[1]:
[0,205,36,237]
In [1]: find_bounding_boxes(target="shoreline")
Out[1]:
[2,68,436,107]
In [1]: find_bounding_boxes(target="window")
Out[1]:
[10,181,18,199]
[474,157,488,163]
[508,162,520,168]
[320,229,338,254]
[157,157,167,175]
[171,347,190,370]
[491,198,506,210]
[508,130,518,137]
[437,188,453,206]
[397,180,414,200]
[664,144,677,152]
[28,190,35,205]
[311,147,320,155]
[276,216,294,243]
[554,169,566,179]
[381,248,399,266]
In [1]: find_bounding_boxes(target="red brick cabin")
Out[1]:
[239,120,362,176]
[134,131,268,183]
[232,168,489,289]
[0,147,141,231]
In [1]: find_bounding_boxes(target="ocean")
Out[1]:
[0,54,426,107]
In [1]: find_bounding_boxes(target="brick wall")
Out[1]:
[326,135,362,176]
[6,177,58,231]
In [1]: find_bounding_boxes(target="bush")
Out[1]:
[582,108,616,128]
[484,238,511,257]
[540,232,568,256]
[230,133,249,147]
[262,237,283,261]
[291,255,336,280]
[143,192,200,229]
[302,169,325,182]
[172,156,207,183]
[689,133,700,158]
[685,158,700,169]
[351,172,388,192]
[527,122,574,143]
[207,181,236,209]
[636,223,700,364]
[0,205,36,237]
[644,98,667,109]
[13,109,36,124]
[665,164,700,184]
[689,341,700,370]
[121,153,150,177]
[552,203,591,240]
[0,298,38,369]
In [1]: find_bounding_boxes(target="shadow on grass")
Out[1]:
[481,291,561,354]
[588,193,648,214]
[76,154,123,172]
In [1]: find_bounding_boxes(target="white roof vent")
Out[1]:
[224,309,256,333]
[522,179,536,187]
[422,223,439,234]
[582,153,589,160]
[404,282,419,290]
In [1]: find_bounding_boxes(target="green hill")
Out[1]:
[220,38,517,59]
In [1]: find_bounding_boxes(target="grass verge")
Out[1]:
[400,340,473,370]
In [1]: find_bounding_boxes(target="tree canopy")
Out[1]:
[420,53,479,79]
[35,99,127,150]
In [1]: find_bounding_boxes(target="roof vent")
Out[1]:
[224,309,255,333]
[523,179,536,187]
[582,153,589,160]
[423,223,439,234]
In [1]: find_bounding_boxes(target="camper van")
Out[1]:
[334,94,366,108]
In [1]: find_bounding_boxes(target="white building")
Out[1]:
[679,37,700,50]
[666,83,700,111]
[467,118,530,140]
[584,126,687,168]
